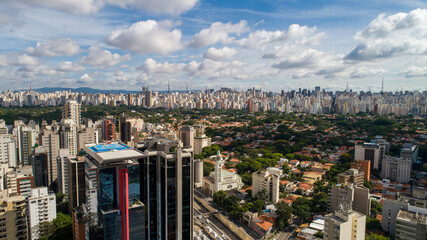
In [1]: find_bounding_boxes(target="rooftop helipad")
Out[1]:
[89,142,132,153]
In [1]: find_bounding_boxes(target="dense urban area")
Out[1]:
[0,88,425,240]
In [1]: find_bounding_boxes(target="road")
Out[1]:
[195,188,263,240]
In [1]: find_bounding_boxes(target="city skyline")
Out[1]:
[0,1,427,92]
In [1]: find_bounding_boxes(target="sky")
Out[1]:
[0,0,427,92]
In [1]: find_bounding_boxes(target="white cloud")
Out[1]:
[0,55,8,66]
[21,0,104,15]
[56,61,84,72]
[184,59,245,79]
[80,47,131,66]
[239,24,324,50]
[348,67,386,78]
[26,38,80,57]
[77,73,93,84]
[400,66,427,77]
[346,8,427,60]
[106,20,183,55]
[203,47,237,61]
[106,0,198,15]
[16,54,39,66]
[138,58,185,74]
[188,20,248,48]
[17,65,57,77]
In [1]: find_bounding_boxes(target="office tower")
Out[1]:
[0,190,28,240]
[248,98,253,113]
[6,166,33,197]
[128,93,132,106]
[63,100,81,127]
[400,143,419,164]
[382,196,427,238]
[328,169,370,216]
[39,129,60,187]
[0,119,8,134]
[252,169,282,203]
[395,210,427,240]
[84,142,144,240]
[14,125,36,166]
[351,160,371,181]
[28,187,57,240]
[72,206,89,240]
[137,138,193,240]
[84,157,98,224]
[180,126,195,149]
[381,156,412,183]
[32,147,49,188]
[68,156,86,213]
[0,135,17,168]
[324,207,366,240]
[194,159,203,188]
[77,127,98,151]
[102,120,115,141]
[354,142,386,170]
[120,117,131,142]
[194,125,211,155]
[60,120,78,157]
[145,90,153,108]
[57,148,71,194]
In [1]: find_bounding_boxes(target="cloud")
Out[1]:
[77,73,93,84]
[17,65,57,77]
[106,20,182,55]
[272,48,331,69]
[400,66,427,77]
[184,59,245,79]
[138,58,185,74]
[188,20,248,48]
[203,47,237,61]
[106,0,199,16]
[25,38,80,57]
[14,54,39,66]
[348,67,386,78]
[21,0,104,15]
[345,8,427,60]
[80,46,131,66]
[239,24,325,50]
[56,61,84,72]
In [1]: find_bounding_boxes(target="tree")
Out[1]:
[295,188,303,195]
[364,180,374,191]
[274,201,293,231]
[370,200,382,218]
[292,197,311,220]
[311,192,328,213]
[366,217,381,231]
[203,161,214,177]
[314,231,323,238]
[366,233,390,240]
[254,189,268,202]
[50,213,72,240]
[213,190,228,207]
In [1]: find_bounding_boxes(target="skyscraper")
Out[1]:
[324,207,366,240]
[63,100,81,127]
[355,142,386,170]
[28,187,57,240]
[120,117,131,142]
[137,138,193,240]
[67,156,86,213]
[180,126,195,149]
[32,147,49,188]
[84,142,144,240]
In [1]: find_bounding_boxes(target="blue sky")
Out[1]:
[0,0,426,92]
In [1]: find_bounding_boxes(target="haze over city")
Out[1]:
[0,0,426,92]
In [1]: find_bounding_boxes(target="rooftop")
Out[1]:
[84,142,143,165]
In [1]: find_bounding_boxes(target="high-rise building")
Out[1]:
[395,209,427,240]
[382,196,427,238]
[57,148,71,194]
[381,156,412,183]
[400,143,419,164]
[351,160,371,181]
[145,90,153,108]
[0,135,17,168]
[0,190,28,240]
[193,125,211,155]
[324,207,366,240]
[14,125,36,166]
[120,117,131,142]
[137,138,193,240]
[60,120,78,157]
[72,206,89,240]
[63,100,81,127]
[102,120,115,141]
[28,187,57,240]
[77,127,98,151]
[84,142,144,240]
[194,159,204,188]
[355,142,386,170]
[180,126,195,149]
[68,156,86,213]
[32,146,49,188]
[39,129,60,187]
[6,166,33,197]
[328,169,370,216]
[252,169,281,203]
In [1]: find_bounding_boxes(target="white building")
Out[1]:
[62,100,81,127]
[381,156,412,183]
[252,169,281,203]
[203,151,243,196]
[355,142,386,170]
[324,207,366,240]
[28,187,57,240]
[0,135,17,168]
